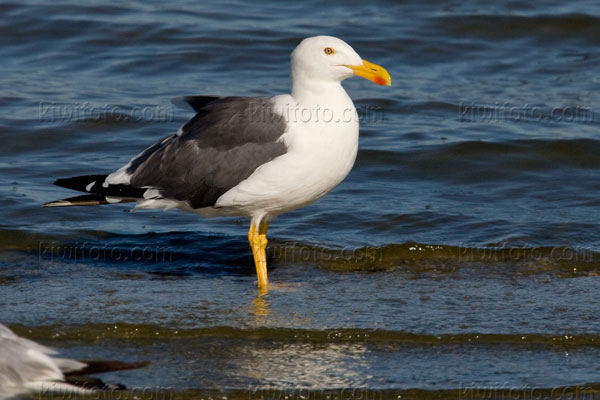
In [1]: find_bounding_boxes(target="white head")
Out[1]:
[291,36,391,87]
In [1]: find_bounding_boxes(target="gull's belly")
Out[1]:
[215,123,359,217]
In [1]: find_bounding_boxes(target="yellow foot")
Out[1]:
[248,220,269,290]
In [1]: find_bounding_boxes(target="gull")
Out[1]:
[44,36,391,291]
[0,323,148,399]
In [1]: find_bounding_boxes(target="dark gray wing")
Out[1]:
[128,96,288,209]
[171,95,223,113]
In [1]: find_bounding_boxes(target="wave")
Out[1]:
[357,138,600,175]
[8,323,600,349]
[269,241,600,276]
[3,229,598,277]
[182,385,600,400]
[171,384,600,400]
[433,13,600,43]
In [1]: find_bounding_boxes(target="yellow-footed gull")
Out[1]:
[43,36,391,291]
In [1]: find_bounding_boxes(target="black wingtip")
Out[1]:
[64,360,151,390]
[43,194,138,207]
[43,194,110,207]
[53,174,109,192]
[73,360,152,376]
[51,174,146,199]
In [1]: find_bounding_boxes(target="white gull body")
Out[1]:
[216,47,361,223]
[108,36,363,226]
[0,324,86,399]
[46,35,391,289]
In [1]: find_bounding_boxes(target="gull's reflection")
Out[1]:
[252,287,271,316]
[250,282,304,317]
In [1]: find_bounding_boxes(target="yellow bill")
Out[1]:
[344,59,391,86]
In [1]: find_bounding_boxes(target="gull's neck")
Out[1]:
[291,76,354,110]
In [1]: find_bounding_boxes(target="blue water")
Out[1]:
[1,0,600,397]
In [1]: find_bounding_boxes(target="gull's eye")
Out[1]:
[324,47,334,55]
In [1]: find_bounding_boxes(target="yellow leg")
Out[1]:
[248,220,269,290]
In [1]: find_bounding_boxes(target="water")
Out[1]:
[1,0,600,398]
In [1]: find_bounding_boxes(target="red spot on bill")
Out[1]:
[373,76,387,86]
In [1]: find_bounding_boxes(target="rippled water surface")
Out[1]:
[1,0,600,398]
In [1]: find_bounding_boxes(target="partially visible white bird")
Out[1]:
[0,324,148,399]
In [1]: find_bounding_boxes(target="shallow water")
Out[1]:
[1,0,600,398]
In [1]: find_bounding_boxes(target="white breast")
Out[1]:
[215,92,359,218]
